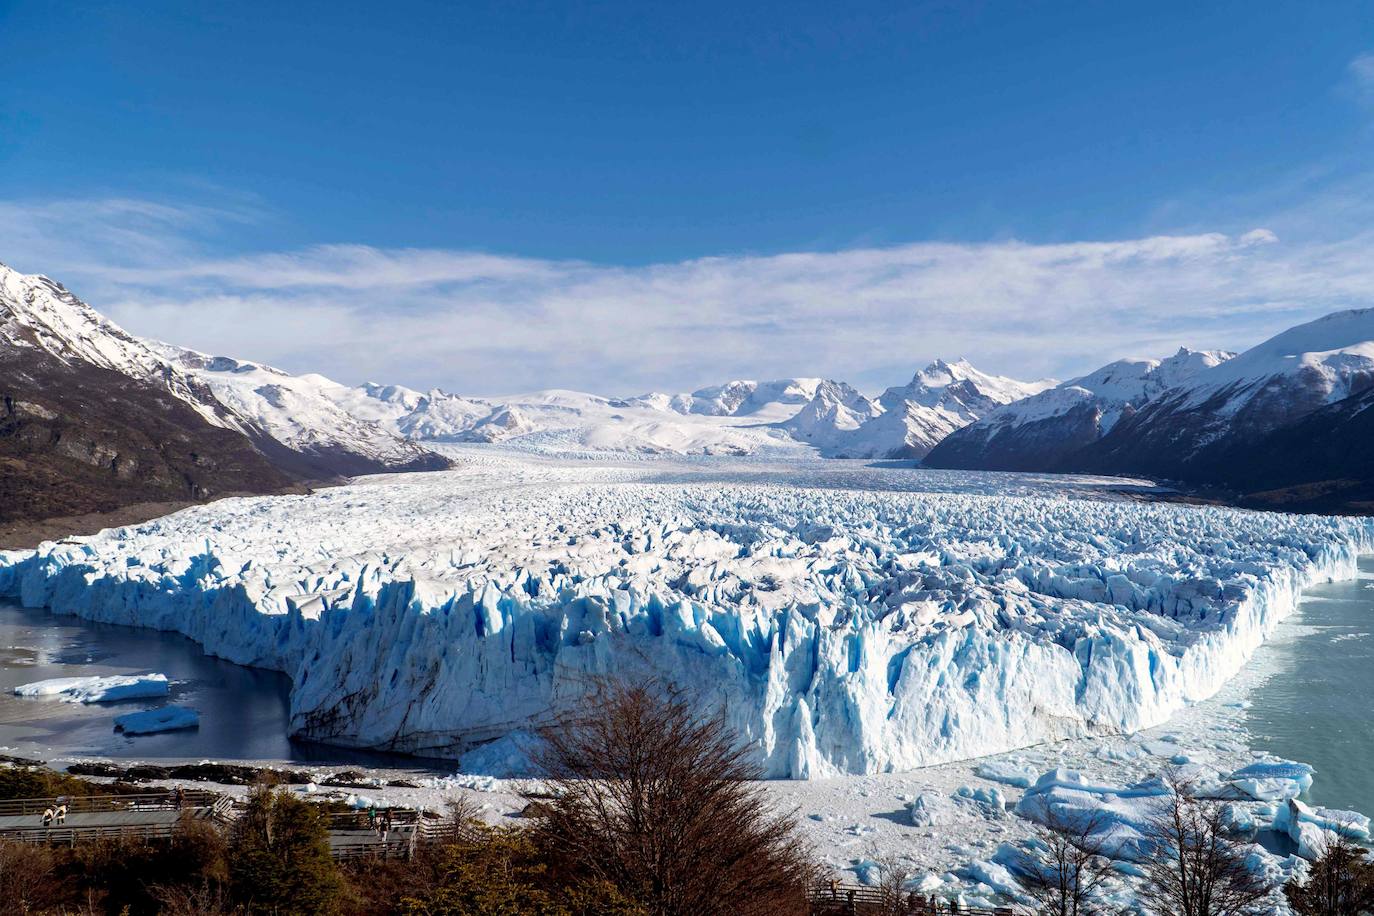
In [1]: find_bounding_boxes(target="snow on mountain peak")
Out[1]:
[1,262,169,379]
[1192,308,1374,405]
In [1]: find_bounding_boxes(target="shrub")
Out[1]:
[397,828,642,916]
[230,785,344,915]
[1284,829,1374,916]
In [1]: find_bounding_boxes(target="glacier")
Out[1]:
[0,452,1370,778]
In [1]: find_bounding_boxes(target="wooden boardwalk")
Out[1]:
[0,791,443,861]
[0,792,225,845]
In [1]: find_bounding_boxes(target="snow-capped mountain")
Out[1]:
[925,348,1233,471]
[152,346,451,478]
[792,359,1055,459]
[928,310,1374,510]
[779,380,883,450]
[321,367,1048,460]
[1073,310,1374,490]
[1,265,292,525]
[626,378,829,420]
[0,262,447,527]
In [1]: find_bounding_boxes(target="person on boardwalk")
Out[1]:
[55,803,67,825]
[41,806,54,828]
[174,786,186,810]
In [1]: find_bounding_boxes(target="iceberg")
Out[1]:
[15,674,170,704]
[1013,768,1173,861]
[114,705,200,735]
[975,759,1040,789]
[1273,798,1371,857]
[0,455,1370,777]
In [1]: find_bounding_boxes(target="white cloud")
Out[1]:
[2,196,1373,396]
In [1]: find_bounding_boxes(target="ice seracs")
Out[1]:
[2,453,1369,777]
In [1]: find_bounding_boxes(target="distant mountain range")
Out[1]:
[5,258,1374,528]
[925,310,1374,512]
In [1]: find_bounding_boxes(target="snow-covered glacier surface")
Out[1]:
[1,453,1369,778]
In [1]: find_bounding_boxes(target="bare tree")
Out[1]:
[532,678,817,916]
[1018,809,1122,916]
[150,879,245,915]
[1283,823,1374,916]
[865,852,916,916]
[1137,780,1277,916]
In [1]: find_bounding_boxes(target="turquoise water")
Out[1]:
[1242,556,1374,816]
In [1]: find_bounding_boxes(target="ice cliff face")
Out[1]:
[2,454,1368,777]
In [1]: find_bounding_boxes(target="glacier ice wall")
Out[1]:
[1,456,1369,778]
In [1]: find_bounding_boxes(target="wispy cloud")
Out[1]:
[2,194,1373,395]
[1350,50,1374,100]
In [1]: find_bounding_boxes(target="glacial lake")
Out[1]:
[0,600,406,765]
[1241,556,1374,817]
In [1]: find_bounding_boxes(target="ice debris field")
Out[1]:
[1,452,1370,780]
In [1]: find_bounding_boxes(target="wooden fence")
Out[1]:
[808,882,1021,915]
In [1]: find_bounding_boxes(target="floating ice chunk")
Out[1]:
[960,860,1024,899]
[15,673,169,704]
[911,873,945,895]
[1230,760,1314,790]
[1274,799,1371,847]
[975,759,1040,789]
[114,705,199,735]
[1014,768,1172,862]
[1219,803,1263,835]
[908,788,1005,827]
[955,785,1008,810]
[908,793,960,827]
[1230,777,1303,802]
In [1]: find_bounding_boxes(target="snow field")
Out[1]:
[2,454,1369,779]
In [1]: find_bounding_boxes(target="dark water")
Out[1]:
[0,601,415,766]
[1243,557,1374,816]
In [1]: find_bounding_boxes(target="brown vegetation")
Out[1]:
[532,679,816,916]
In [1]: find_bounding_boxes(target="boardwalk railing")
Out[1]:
[808,882,1021,915]
[0,790,220,817]
[325,810,483,861]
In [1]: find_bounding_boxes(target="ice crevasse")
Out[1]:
[1,460,1370,778]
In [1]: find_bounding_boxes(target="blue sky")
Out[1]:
[2,1,1374,393]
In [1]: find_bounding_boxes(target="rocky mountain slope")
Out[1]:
[926,310,1374,511]
[924,349,1232,471]
[0,263,447,527]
